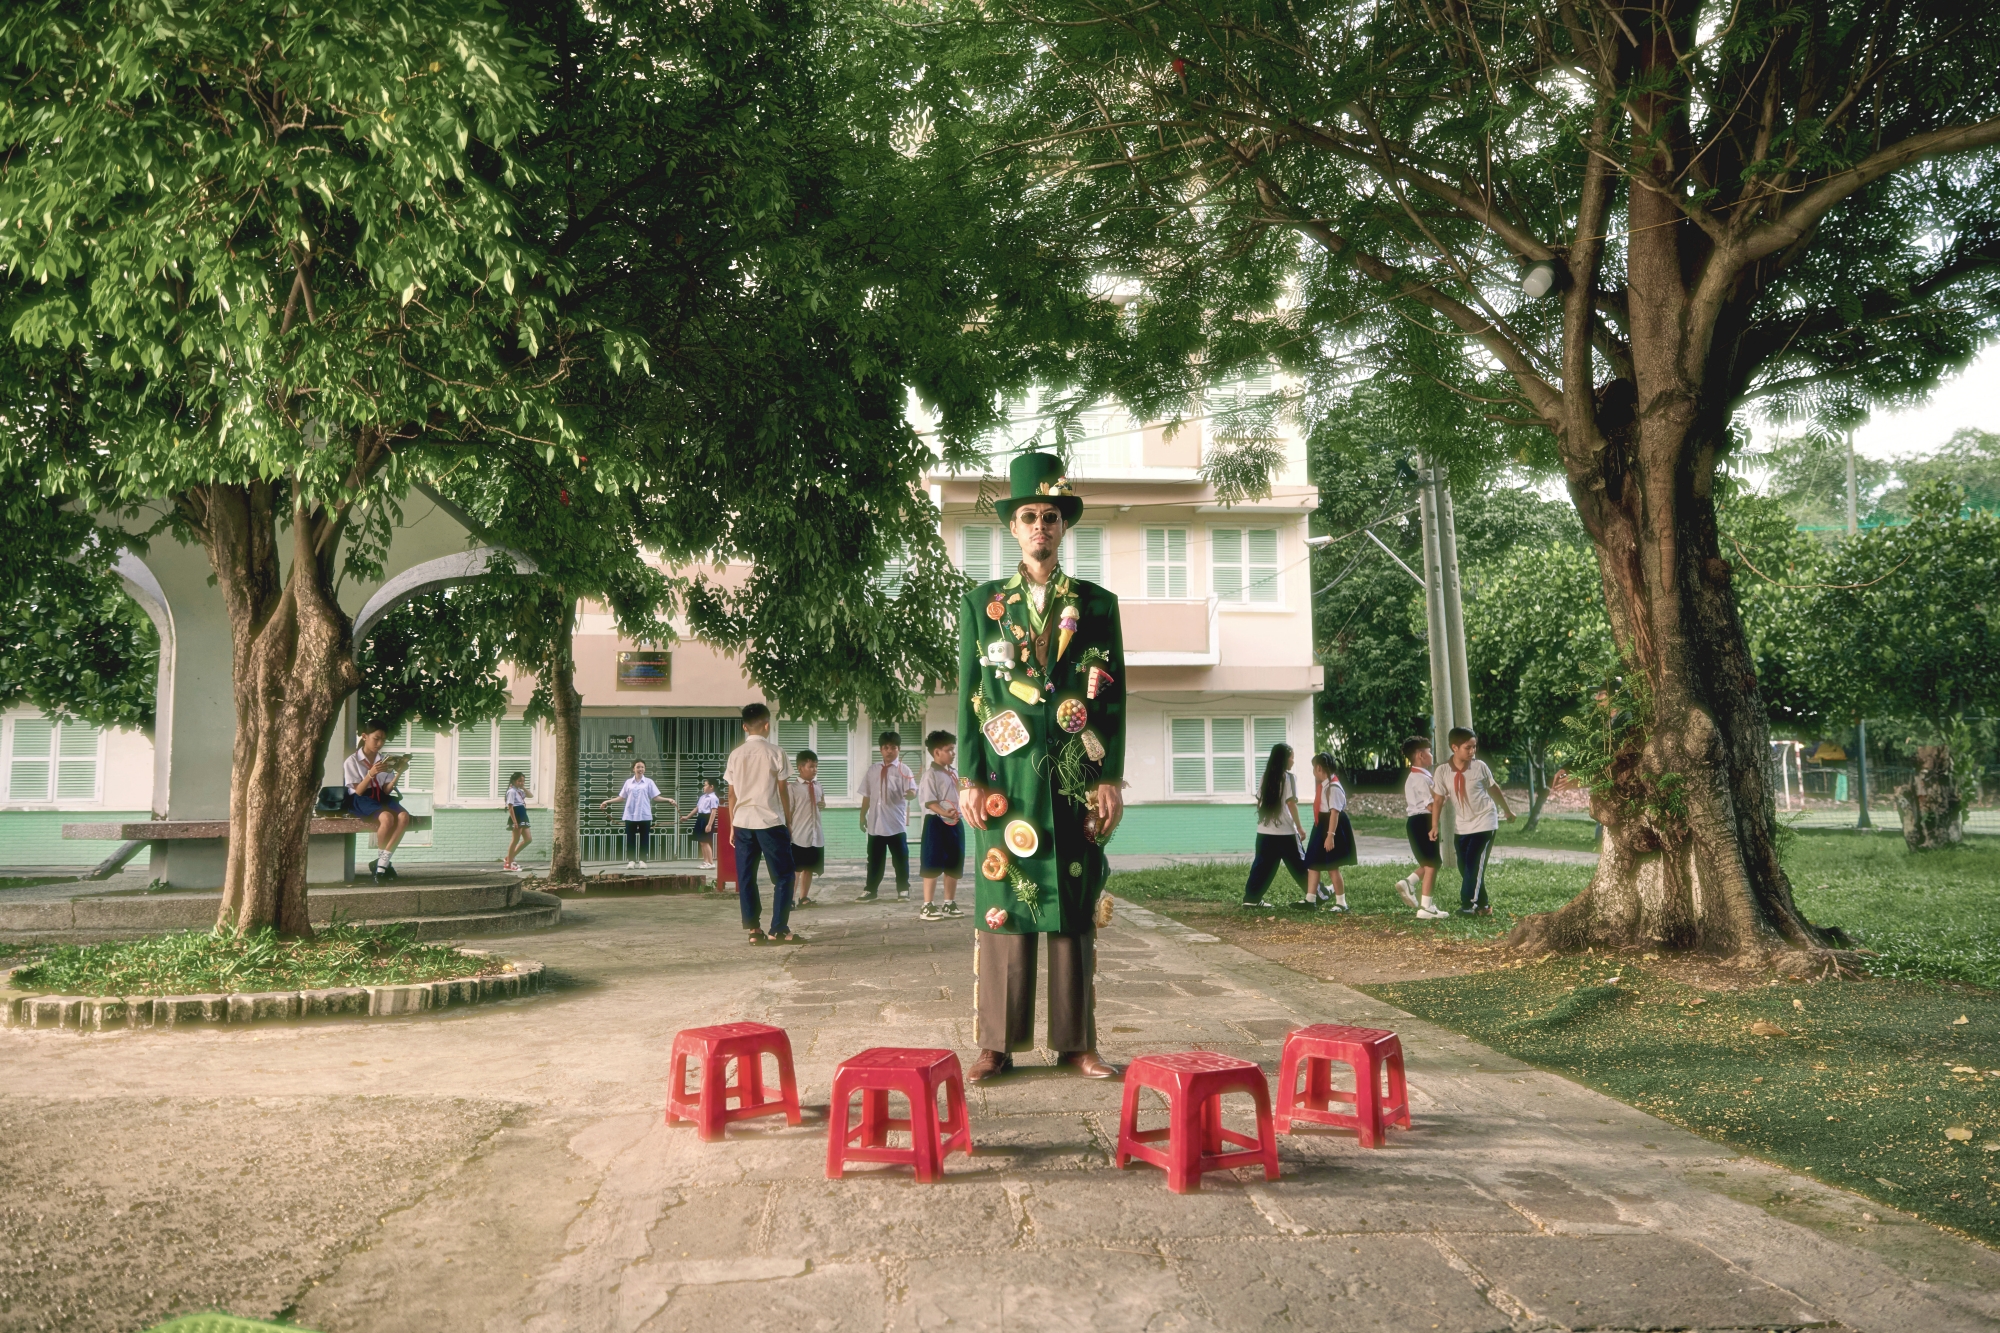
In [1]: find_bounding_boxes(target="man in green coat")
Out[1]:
[957,452,1125,1083]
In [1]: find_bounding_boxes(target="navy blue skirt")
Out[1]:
[352,793,405,818]
[1303,811,1356,867]
[920,815,965,875]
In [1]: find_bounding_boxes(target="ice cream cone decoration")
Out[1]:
[1058,604,1079,661]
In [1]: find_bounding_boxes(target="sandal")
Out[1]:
[747,929,767,944]
[771,932,799,944]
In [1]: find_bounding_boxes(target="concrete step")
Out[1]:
[0,878,544,942]
[358,891,562,941]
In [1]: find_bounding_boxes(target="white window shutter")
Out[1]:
[777,719,812,756]
[1253,716,1289,759]
[1067,527,1105,583]
[1210,717,1247,792]
[816,723,851,797]
[1145,529,1166,599]
[457,722,495,801]
[1000,529,1023,572]
[497,719,534,787]
[55,722,100,800]
[1248,529,1280,603]
[1212,528,1244,602]
[395,722,437,793]
[9,717,53,802]
[1167,529,1188,598]
[961,527,993,583]
[1170,718,1209,795]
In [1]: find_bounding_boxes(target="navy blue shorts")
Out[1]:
[1406,813,1441,868]
[352,793,406,818]
[920,815,965,876]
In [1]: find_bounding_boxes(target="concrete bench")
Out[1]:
[61,814,420,888]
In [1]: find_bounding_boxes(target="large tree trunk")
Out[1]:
[194,481,361,937]
[1509,88,1845,967]
[545,604,584,883]
[1896,746,1964,850]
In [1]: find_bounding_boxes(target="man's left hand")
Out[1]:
[1093,782,1124,837]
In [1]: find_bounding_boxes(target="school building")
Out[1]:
[1,391,1321,869]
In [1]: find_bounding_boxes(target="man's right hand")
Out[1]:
[960,783,990,830]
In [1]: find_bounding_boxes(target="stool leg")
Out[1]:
[666,1049,690,1124]
[1354,1052,1381,1148]
[742,1048,767,1112]
[775,1041,803,1126]
[826,1081,851,1180]
[1115,1077,1143,1170]
[1385,1046,1411,1128]
[861,1088,891,1148]
[1248,1078,1280,1182]
[1199,1092,1225,1157]
[1276,1045,1301,1133]
[1166,1088,1203,1193]
[1306,1055,1334,1112]
[910,1079,944,1183]
[941,1075,972,1157]
[699,1056,727,1142]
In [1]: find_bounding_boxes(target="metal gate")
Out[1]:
[578,717,737,862]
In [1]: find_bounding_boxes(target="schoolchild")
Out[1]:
[502,771,534,871]
[917,730,964,921]
[1430,727,1516,915]
[685,779,720,866]
[1399,736,1450,919]
[1241,743,1308,908]
[787,752,827,907]
[600,759,675,869]
[345,722,410,885]
[1301,753,1358,911]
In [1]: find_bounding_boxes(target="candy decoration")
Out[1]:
[985,907,1010,929]
[981,847,1010,880]
[984,790,1010,818]
[1056,699,1088,733]
[986,597,1005,621]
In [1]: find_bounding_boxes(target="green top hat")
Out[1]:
[994,451,1083,525]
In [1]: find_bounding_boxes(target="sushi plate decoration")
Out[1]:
[1004,819,1039,857]
[982,709,1031,756]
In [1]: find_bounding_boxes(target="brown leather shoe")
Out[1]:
[967,1050,1013,1083]
[1057,1050,1121,1079]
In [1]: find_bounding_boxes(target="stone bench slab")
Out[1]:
[63,818,379,841]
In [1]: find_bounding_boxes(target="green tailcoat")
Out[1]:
[956,570,1125,935]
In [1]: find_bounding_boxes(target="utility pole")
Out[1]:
[1418,458,1474,865]
[1845,428,1872,829]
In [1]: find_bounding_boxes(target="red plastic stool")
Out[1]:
[825,1048,973,1182]
[1116,1051,1280,1193]
[1275,1024,1410,1147]
[665,1022,802,1141]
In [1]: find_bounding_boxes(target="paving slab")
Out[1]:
[2,877,1998,1332]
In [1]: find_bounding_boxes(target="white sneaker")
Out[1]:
[637,860,648,869]
[1416,905,1449,919]
[1396,876,1420,909]
[625,860,638,869]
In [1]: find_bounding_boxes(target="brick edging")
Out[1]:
[0,949,547,1032]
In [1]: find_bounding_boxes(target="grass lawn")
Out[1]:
[4,923,504,996]
[1347,809,1603,854]
[1111,829,2000,1246]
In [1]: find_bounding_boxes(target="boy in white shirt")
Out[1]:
[786,750,827,907]
[916,730,963,921]
[724,703,797,943]
[857,730,915,902]
[1430,728,1515,916]
[1398,736,1448,919]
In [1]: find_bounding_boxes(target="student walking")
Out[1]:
[1241,743,1308,908]
[1430,727,1516,915]
[857,730,915,902]
[917,730,964,921]
[1398,737,1449,919]
[1302,753,1357,911]
[601,760,675,869]
[725,703,798,943]
[502,771,534,871]
[787,751,826,907]
[685,780,720,866]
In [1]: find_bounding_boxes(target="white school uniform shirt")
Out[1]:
[861,759,915,836]
[1255,770,1299,836]
[724,734,788,829]
[1433,759,1500,834]
[506,785,528,810]
[786,777,824,848]
[618,776,662,822]
[1314,775,1346,817]
[695,792,720,817]
[1404,767,1433,817]
[918,763,959,818]
[344,748,396,797]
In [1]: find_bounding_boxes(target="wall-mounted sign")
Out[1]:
[608,733,636,754]
[617,651,672,689]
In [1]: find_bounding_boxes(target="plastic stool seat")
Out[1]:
[665,1022,803,1141]
[826,1047,973,1182]
[1276,1024,1410,1147]
[1116,1051,1280,1193]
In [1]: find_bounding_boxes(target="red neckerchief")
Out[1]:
[1453,760,1470,802]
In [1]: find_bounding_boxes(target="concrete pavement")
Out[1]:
[4,872,1997,1332]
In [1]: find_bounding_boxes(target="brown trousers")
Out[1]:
[975,929,1096,1054]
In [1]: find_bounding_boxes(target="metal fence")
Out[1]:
[577,717,738,862]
